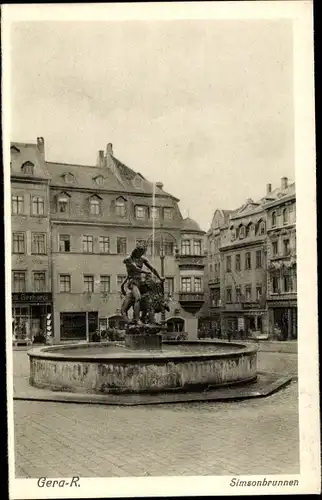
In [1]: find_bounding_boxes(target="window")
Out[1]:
[58,195,69,213]
[272,241,278,256]
[12,233,25,254]
[150,207,160,219]
[283,274,292,292]
[94,175,104,185]
[32,196,44,215]
[272,276,279,293]
[117,275,127,289]
[226,287,232,302]
[99,276,110,293]
[256,285,262,300]
[259,222,266,235]
[84,275,94,293]
[62,173,75,184]
[99,236,110,254]
[181,277,192,292]
[245,252,251,270]
[117,237,127,255]
[59,274,71,293]
[245,285,252,301]
[164,241,174,256]
[193,240,202,255]
[239,226,245,238]
[181,240,191,255]
[33,272,46,292]
[236,286,241,302]
[83,235,93,253]
[164,277,174,296]
[21,161,34,175]
[90,198,100,215]
[283,239,290,256]
[256,250,262,268]
[163,208,174,220]
[12,272,26,292]
[226,256,231,272]
[135,206,146,219]
[59,234,70,252]
[32,233,46,254]
[283,208,289,225]
[235,254,241,271]
[115,199,126,217]
[211,289,220,306]
[272,211,277,227]
[194,277,202,292]
[12,195,24,214]
[209,264,213,274]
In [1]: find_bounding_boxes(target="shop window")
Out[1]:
[12,271,26,292]
[100,275,110,293]
[59,234,70,252]
[245,252,252,270]
[12,195,24,215]
[60,312,86,340]
[33,272,46,292]
[83,235,93,253]
[99,236,110,254]
[181,240,191,255]
[181,277,192,292]
[32,196,45,215]
[12,232,25,254]
[117,237,127,255]
[84,275,94,293]
[32,233,46,254]
[59,274,71,293]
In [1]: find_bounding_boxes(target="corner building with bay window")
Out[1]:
[10,139,206,343]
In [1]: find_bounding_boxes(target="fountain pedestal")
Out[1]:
[125,334,162,350]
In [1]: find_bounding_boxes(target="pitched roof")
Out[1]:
[181,217,204,233]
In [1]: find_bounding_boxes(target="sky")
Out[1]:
[10,20,294,231]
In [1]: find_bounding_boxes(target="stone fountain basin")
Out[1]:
[28,340,258,394]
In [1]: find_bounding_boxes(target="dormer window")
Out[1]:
[150,207,160,220]
[89,195,102,215]
[62,173,75,184]
[259,221,266,235]
[135,206,146,219]
[94,175,104,186]
[163,208,174,220]
[133,174,144,189]
[57,193,70,213]
[21,161,34,175]
[239,226,245,239]
[115,197,126,218]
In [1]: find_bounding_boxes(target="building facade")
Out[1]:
[204,178,297,341]
[265,179,297,339]
[10,139,205,343]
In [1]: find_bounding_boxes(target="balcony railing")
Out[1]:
[179,292,205,302]
[176,254,205,268]
[208,277,220,285]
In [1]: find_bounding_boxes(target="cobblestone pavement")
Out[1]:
[12,350,299,478]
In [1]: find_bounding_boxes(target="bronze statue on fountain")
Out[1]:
[120,244,170,335]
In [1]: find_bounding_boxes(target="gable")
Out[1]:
[11,145,20,154]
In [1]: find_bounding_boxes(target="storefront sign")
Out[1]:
[12,292,52,303]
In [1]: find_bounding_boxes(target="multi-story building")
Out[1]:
[10,139,206,343]
[265,178,297,339]
[10,138,53,341]
[219,196,268,337]
[204,177,297,340]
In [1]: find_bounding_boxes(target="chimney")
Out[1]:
[266,183,272,195]
[156,182,163,190]
[281,177,288,190]
[97,150,105,167]
[37,137,44,153]
[106,143,113,156]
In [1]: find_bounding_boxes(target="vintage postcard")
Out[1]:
[2,1,320,498]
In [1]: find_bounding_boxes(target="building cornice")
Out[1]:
[220,237,267,252]
[50,184,179,201]
[50,219,182,231]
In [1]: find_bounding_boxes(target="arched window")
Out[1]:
[259,221,266,235]
[283,207,288,225]
[94,175,104,185]
[21,161,34,175]
[272,211,277,227]
[239,225,245,238]
[90,197,101,215]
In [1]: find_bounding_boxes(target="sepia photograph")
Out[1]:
[2,2,319,498]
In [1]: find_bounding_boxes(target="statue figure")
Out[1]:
[120,243,166,326]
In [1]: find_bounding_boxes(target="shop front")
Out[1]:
[60,311,98,341]
[12,292,52,344]
[268,299,297,340]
